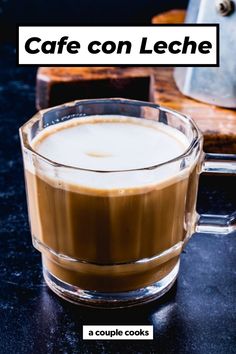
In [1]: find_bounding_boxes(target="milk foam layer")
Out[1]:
[32,116,189,169]
[30,116,192,193]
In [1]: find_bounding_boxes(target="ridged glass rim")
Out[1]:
[19,98,202,173]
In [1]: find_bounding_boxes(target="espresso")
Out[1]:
[24,116,199,291]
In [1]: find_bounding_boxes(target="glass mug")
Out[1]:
[19,98,236,308]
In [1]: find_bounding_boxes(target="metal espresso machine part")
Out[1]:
[174,0,236,108]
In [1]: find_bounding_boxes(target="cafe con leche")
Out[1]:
[25,36,212,55]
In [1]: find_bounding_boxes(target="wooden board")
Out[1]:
[36,66,236,153]
[152,9,186,24]
[151,9,236,153]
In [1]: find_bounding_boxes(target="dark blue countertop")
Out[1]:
[0,43,236,354]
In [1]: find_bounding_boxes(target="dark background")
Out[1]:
[0,0,188,41]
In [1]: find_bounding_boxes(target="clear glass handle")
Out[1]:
[196,153,236,235]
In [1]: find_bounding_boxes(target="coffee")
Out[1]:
[24,115,199,292]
